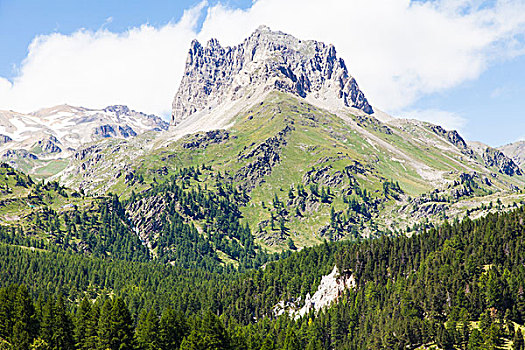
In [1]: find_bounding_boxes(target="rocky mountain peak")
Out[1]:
[103,105,131,116]
[172,26,373,125]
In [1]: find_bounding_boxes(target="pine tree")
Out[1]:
[135,309,160,350]
[39,298,54,346]
[201,311,230,350]
[468,329,484,350]
[179,329,204,350]
[75,297,92,349]
[110,298,134,350]
[97,299,113,350]
[0,287,13,342]
[305,338,322,350]
[51,294,74,350]
[29,338,50,350]
[11,285,38,350]
[283,326,301,350]
[159,307,187,350]
[259,336,275,350]
[82,302,99,350]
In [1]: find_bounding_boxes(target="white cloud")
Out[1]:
[0,2,205,117]
[198,0,525,112]
[401,109,467,133]
[1,0,525,118]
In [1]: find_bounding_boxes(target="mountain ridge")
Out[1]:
[171,25,373,126]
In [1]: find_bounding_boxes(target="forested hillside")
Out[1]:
[2,204,525,348]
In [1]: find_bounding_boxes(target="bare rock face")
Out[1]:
[172,25,373,124]
[37,135,62,154]
[429,125,473,157]
[272,265,356,320]
[0,135,12,145]
[483,147,522,177]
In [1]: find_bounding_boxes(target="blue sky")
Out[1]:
[0,0,252,79]
[1,0,525,146]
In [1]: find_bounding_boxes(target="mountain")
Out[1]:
[500,140,525,169]
[2,26,525,258]
[0,104,168,177]
[1,25,525,350]
[172,25,373,126]
[46,27,524,256]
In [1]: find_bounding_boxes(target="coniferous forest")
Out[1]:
[2,201,525,349]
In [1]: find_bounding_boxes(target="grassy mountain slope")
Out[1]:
[50,92,525,254]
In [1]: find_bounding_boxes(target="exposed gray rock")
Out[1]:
[303,165,344,187]
[37,135,62,154]
[92,124,137,139]
[0,134,12,144]
[181,130,231,149]
[234,124,293,190]
[429,125,473,156]
[2,149,38,160]
[103,105,169,131]
[172,25,372,124]
[483,147,522,176]
[499,141,525,168]
[353,114,392,134]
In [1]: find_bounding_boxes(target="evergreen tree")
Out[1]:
[259,336,274,350]
[82,302,99,350]
[159,307,187,350]
[39,298,54,346]
[97,299,113,350]
[75,297,92,349]
[283,326,301,350]
[12,285,38,350]
[135,309,160,350]
[468,329,484,350]
[0,287,13,342]
[29,338,50,350]
[110,298,134,350]
[201,311,230,350]
[51,294,74,350]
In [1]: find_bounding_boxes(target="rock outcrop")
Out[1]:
[483,147,522,176]
[429,125,473,156]
[172,25,372,125]
[181,130,231,149]
[0,135,12,145]
[92,124,137,139]
[273,265,356,320]
[499,141,525,169]
[234,124,293,190]
[37,135,62,154]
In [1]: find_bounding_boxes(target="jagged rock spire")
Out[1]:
[172,26,373,124]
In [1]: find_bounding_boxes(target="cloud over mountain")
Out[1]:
[1,0,525,120]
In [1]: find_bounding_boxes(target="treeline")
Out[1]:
[3,198,525,348]
[0,194,150,262]
[0,164,278,272]
[127,166,276,271]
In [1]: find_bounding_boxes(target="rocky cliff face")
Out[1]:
[172,25,373,125]
[499,141,525,169]
[483,147,522,176]
[273,265,356,320]
[429,125,473,157]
